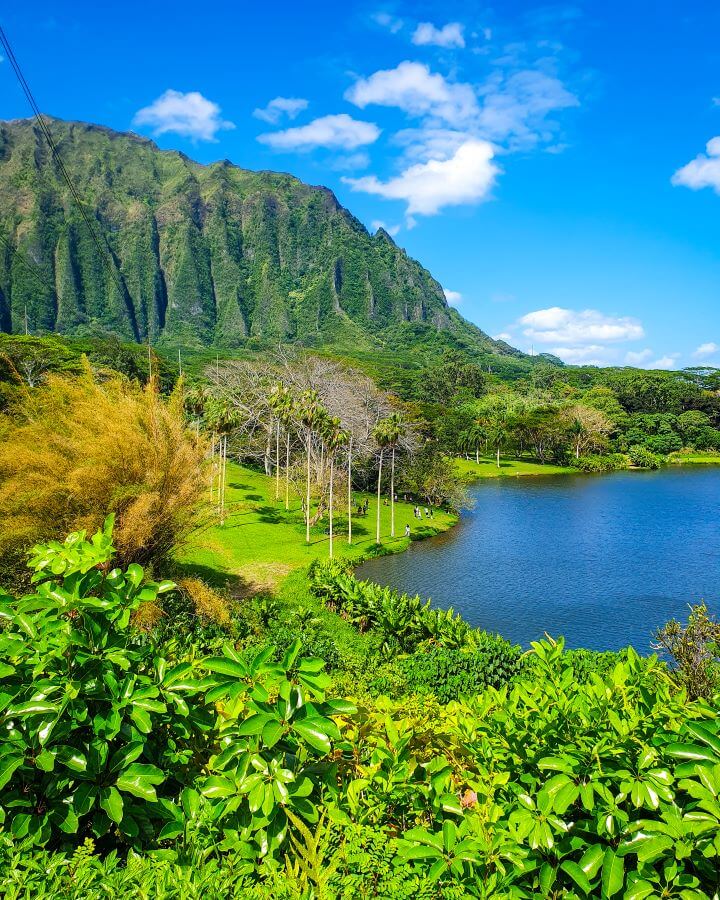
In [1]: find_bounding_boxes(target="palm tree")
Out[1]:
[347,432,354,545]
[383,413,405,538]
[298,390,324,544]
[489,421,509,469]
[278,392,297,511]
[323,417,348,558]
[267,382,289,501]
[372,419,392,544]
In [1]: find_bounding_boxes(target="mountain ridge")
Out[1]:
[0,115,521,357]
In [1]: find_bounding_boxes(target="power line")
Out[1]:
[0,26,131,319]
[0,230,54,296]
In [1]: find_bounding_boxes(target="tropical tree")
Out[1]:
[372,420,392,544]
[323,417,348,558]
[298,390,324,544]
[383,413,405,537]
[562,403,613,459]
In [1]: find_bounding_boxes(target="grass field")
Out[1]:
[180,462,456,593]
[669,452,720,466]
[454,455,576,479]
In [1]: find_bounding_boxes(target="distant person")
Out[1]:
[424,507,429,517]
[405,523,411,537]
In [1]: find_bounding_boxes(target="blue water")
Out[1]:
[356,468,720,652]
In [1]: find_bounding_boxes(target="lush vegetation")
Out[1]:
[0,525,719,898]
[2,282,720,896]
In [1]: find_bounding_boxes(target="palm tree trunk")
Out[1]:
[306,431,312,544]
[275,420,280,500]
[329,456,334,558]
[347,435,353,545]
[285,434,290,511]
[476,446,480,464]
[376,449,383,544]
[390,446,396,538]
[496,444,501,468]
[210,433,216,502]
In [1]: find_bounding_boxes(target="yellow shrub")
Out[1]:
[177,576,232,626]
[0,369,208,576]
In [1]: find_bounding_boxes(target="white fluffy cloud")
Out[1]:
[550,345,616,365]
[672,137,720,193]
[133,90,234,142]
[345,61,479,126]
[519,307,644,344]
[253,97,308,124]
[412,22,465,49]
[373,11,404,33]
[625,349,653,365]
[343,138,499,216]
[477,69,578,147]
[693,342,719,358]
[648,355,680,370]
[443,289,462,305]
[494,331,513,341]
[258,114,380,151]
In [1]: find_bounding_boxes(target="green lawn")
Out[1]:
[669,452,720,466]
[454,455,576,479]
[180,462,456,593]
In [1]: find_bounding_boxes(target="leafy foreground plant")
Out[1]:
[1,526,720,898]
[0,521,349,859]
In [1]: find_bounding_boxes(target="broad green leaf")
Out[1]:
[293,718,332,754]
[601,849,624,898]
[100,787,124,824]
[560,860,591,895]
[204,657,249,678]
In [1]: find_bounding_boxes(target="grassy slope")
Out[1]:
[455,455,576,478]
[180,461,455,593]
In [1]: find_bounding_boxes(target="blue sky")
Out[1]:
[2,0,720,368]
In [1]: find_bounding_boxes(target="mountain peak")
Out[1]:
[0,115,520,358]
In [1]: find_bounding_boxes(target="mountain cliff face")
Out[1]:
[0,117,517,354]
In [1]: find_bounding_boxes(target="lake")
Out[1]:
[356,467,720,652]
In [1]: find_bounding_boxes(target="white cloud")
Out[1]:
[443,288,462,305]
[373,11,404,33]
[672,137,720,193]
[345,61,479,127]
[550,345,616,365]
[494,331,513,341]
[343,138,499,217]
[519,307,644,344]
[648,355,680,370]
[372,220,401,236]
[625,349,653,365]
[133,90,234,142]
[476,69,578,147]
[258,114,380,151]
[412,22,465,49]
[693,342,719,358]
[253,97,308,124]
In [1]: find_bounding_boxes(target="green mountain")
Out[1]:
[0,116,519,355]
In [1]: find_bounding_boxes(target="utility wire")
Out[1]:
[0,25,130,308]
[0,229,54,295]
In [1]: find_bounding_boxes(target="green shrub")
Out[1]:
[628,444,664,469]
[569,453,627,473]
[0,518,212,848]
[308,559,478,655]
[392,641,524,702]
